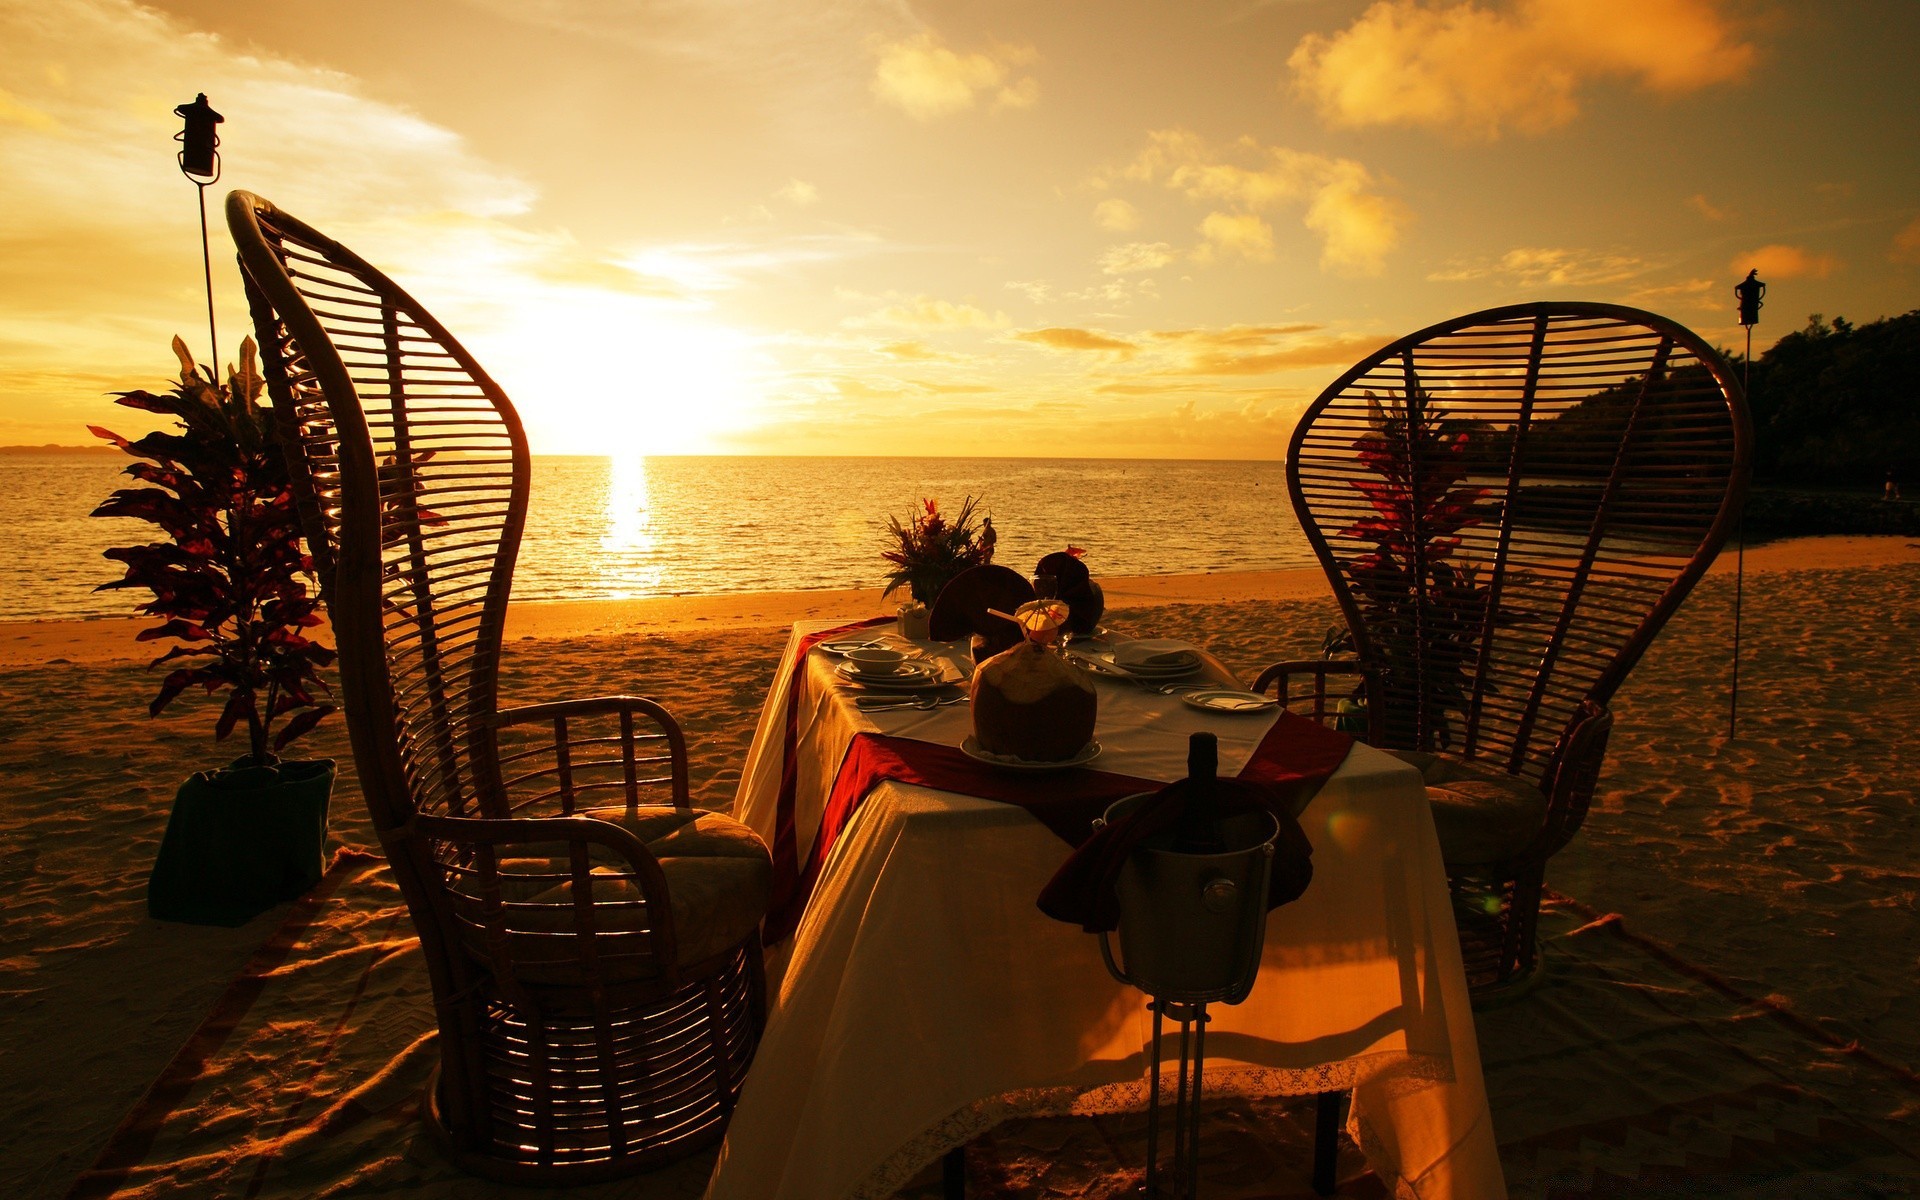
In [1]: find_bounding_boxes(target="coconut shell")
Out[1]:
[928,564,1035,641]
[969,642,1098,762]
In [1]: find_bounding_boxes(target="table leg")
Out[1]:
[943,1145,965,1199]
[1312,1089,1345,1195]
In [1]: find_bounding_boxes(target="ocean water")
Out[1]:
[0,453,1315,623]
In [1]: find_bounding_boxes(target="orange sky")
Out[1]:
[2,0,1916,456]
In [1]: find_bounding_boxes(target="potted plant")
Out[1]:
[91,337,338,927]
[880,496,993,636]
[1326,385,1504,751]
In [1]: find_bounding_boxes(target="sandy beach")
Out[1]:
[4,535,1918,1198]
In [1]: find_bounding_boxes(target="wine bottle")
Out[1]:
[1172,731,1226,854]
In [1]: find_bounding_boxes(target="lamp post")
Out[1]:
[1729,270,1765,739]
[173,93,224,375]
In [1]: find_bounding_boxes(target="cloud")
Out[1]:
[847,295,1011,329]
[1196,212,1275,263]
[0,1,894,453]
[777,178,819,205]
[1288,0,1756,139]
[1014,327,1137,356]
[1731,244,1838,280]
[1099,242,1177,274]
[1891,217,1920,266]
[1428,246,1652,287]
[1109,130,1406,274]
[873,340,957,362]
[0,87,57,132]
[1151,326,1389,375]
[618,233,877,292]
[1094,198,1141,231]
[871,32,1038,119]
[1624,277,1720,310]
[1688,193,1727,221]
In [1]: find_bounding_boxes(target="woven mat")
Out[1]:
[64,876,1920,1200]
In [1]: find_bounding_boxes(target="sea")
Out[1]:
[0,452,1316,623]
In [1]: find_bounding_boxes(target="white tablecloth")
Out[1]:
[706,622,1505,1199]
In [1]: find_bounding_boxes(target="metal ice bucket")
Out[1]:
[1095,792,1278,1006]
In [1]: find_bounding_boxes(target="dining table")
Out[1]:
[702,617,1506,1200]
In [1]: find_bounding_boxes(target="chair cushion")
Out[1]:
[1385,750,1549,866]
[448,806,771,985]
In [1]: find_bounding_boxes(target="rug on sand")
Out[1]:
[64,869,1920,1200]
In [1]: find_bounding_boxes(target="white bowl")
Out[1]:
[846,646,911,673]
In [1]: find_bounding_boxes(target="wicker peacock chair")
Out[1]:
[226,190,770,1182]
[1274,301,1750,997]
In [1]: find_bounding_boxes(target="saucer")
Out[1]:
[1180,689,1279,714]
[959,735,1102,771]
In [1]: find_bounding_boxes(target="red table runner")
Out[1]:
[763,709,1353,944]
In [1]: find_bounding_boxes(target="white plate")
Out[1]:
[835,661,949,690]
[959,735,1103,771]
[1123,660,1202,678]
[817,637,893,657]
[1181,688,1280,714]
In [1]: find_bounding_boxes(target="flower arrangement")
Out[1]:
[90,337,336,765]
[880,495,994,605]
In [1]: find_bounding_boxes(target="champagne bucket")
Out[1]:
[1096,793,1278,1005]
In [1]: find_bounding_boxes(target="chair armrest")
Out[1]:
[415,810,682,992]
[1534,700,1614,860]
[481,694,691,814]
[1252,659,1381,742]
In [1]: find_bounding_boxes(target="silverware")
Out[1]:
[853,693,969,712]
[1066,652,1205,695]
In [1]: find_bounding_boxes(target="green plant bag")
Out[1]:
[146,757,336,927]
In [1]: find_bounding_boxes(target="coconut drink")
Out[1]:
[968,599,1097,762]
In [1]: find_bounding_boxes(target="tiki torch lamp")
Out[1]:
[173,93,224,374]
[1728,269,1764,739]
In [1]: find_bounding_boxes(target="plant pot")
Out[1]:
[147,756,336,927]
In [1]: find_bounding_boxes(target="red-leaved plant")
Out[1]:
[1328,385,1499,751]
[90,337,336,765]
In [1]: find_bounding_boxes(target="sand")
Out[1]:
[3,535,1917,1198]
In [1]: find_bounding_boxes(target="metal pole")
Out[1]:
[196,181,218,376]
[1145,1000,1163,1197]
[1729,325,1750,739]
[1187,1007,1207,1200]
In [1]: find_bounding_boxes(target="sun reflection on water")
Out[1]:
[596,455,666,597]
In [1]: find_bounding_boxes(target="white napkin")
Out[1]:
[1114,639,1200,669]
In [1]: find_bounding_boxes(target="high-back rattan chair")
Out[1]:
[226,190,770,1182]
[1275,302,1749,995]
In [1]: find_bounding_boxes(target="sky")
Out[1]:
[1,0,1916,457]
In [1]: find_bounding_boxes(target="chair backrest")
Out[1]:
[1287,302,1750,783]
[226,190,530,833]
